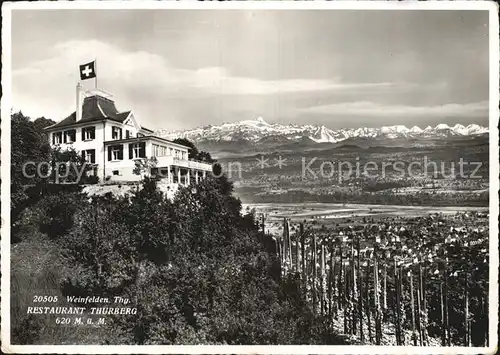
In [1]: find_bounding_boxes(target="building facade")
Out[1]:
[45,84,212,185]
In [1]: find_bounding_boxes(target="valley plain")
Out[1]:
[218,138,488,207]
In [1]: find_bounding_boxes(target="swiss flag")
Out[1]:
[79,61,96,80]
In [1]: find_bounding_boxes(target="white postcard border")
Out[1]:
[1,1,498,354]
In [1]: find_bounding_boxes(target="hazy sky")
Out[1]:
[11,9,489,130]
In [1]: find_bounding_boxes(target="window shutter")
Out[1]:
[52,133,56,144]
[71,129,76,142]
[81,128,85,141]
[139,142,146,158]
[118,145,123,160]
[82,150,86,161]
[129,144,133,159]
[91,127,95,139]
[63,132,67,143]
[108,146,112,161]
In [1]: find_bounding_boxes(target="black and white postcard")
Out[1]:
[1,1,498,354]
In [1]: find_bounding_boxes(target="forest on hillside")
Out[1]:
[9,112,348,345]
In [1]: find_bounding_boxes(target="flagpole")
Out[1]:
[94,58,97,89]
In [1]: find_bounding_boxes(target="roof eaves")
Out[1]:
[120,111,132,122]
[103,135,192,150]
[153,136,193,149]
[44,123,60,130]
[45,116,106,130]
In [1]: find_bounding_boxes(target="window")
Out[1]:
[112,127,122,140]
[128,142,146,159]
[126,130,132,139]
[82,149,96,164]
[63,129,76,143]
[169,148,173,156]
[52,132,63,144]
[112,170,120,176]
[133,144,140,158]
[82,126,96,141]
[112,147,121,160]
[152,144,169,157]
[152,144,160,157]
[108,145,123,161]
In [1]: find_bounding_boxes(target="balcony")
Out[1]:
[154,156,212,172]
[187,159,213,171]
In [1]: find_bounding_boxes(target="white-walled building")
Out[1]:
[45,84,213,185]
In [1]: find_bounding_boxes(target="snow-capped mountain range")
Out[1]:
[156,117,489,144]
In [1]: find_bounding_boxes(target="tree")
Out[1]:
[11,111,53,185]
[32,116,56,134]
[133,157,158,180]
[196,150,215,164]
[11,112,54,228]
[38,191,88,240]
[49,146,94,184]
[172,138,215,163]
[173,138,199,160]
[60,177,340,345]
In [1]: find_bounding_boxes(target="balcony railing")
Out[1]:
[188,160,213,171]
[154,156,212,171]
[172,157,189,168]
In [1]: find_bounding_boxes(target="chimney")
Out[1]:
[76,83,82,121]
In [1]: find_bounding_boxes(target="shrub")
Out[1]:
[37,191,88,239]
[84,175,100,185]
